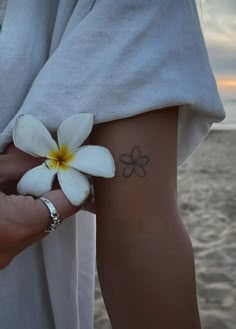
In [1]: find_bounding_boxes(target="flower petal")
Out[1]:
[69,145,115,178]
[57,113,94,153]
[57,167,90,206]
[17,161,57,197]
[13,114,59,157]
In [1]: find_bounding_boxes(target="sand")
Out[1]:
[93,130,236,329]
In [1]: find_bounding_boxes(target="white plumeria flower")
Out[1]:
[13,113,115,206]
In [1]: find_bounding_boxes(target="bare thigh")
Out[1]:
[90,107,201,329]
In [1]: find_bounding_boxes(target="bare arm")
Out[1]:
[90,107,202,329]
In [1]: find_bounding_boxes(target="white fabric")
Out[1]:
[0,211,96,329]
[0,0,7,27]
[0,0,226,328]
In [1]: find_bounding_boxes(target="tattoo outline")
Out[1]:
[119,146,150,178]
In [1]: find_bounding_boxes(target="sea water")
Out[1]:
[212,98,236,130]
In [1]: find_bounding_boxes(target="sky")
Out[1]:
[196,0,236,104]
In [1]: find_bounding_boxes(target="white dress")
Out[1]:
[0,0,7,29]
[0,1,226,329]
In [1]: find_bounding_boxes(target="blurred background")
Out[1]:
[199,0,236,130]
[94,1,236,329]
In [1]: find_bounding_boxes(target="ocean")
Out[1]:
[212,99,236,130]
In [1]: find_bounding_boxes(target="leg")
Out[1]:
[90,107,202,329]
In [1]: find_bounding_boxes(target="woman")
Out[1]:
[0,0,225,328]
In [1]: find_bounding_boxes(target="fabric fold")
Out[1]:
[0,0,225,167]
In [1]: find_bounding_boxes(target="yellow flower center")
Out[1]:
[47,144,75,170]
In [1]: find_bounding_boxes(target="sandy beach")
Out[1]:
[93,130,236,329]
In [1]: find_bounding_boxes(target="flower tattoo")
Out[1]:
[119,146,150,178]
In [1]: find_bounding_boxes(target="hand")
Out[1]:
[0,144,44,193]
[0,189,81,270]
[0,143,91,269]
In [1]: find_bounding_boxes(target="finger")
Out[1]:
[0,152,44,183]
[52,177,61,190]
[2,189,82,242]
[0,173,61,196]
[39,189,82,221]
[0,181,18,195]
[10,190,84,252]
[30,188,88,239]
[4,143,17,154]
[1,189,88,262]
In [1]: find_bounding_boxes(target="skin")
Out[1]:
[0,145,81,269]
[0,106,202,328]
[90,106,202,329]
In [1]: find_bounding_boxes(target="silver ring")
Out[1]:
[38,197,61,233]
